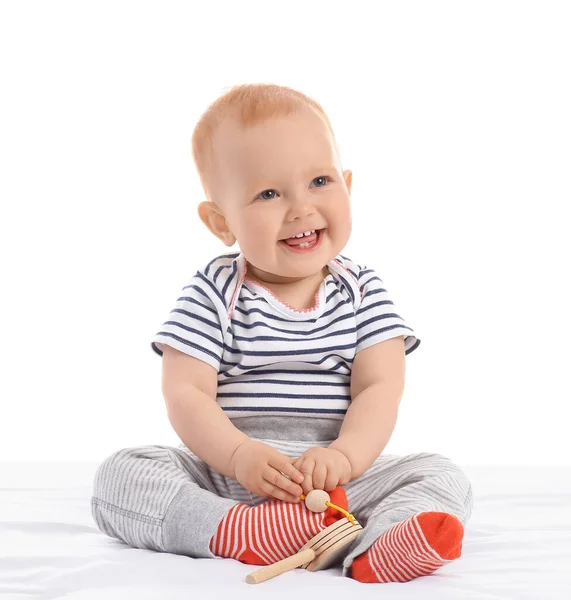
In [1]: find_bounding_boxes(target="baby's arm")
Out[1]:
[329,336,406,479]
[162,344,249,479]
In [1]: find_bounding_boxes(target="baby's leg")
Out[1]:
[341,452,473,582]
[209,486,350,565]
[91,445,239,558]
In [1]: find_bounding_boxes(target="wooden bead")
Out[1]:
[304,489,330,513]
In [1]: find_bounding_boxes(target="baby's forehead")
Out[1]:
[214,114,335,167]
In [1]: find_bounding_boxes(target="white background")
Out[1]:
[1,1,569,465]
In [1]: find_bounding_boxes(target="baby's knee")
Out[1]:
[92,447,143,498]
[408,451,471,489]
[420,452,473,515]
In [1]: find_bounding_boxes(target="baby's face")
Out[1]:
[210,108,352,282]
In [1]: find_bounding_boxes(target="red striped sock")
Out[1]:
[209,487,348,565]
[350,512,464,583]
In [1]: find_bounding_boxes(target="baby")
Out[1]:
[91,83,473,583]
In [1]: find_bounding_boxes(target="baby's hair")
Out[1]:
[191,83,340,205]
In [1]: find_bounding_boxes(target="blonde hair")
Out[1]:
[191,83,339,204]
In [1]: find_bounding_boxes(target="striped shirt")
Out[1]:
[151,251,420,425]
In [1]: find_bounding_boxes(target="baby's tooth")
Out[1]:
[291,230,315,239]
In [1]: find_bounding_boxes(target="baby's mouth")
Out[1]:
[280,228,324,246]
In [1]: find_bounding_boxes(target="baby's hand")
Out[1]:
[293,447,352,495]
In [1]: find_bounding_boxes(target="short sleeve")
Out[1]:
[355,266,421,356]
[150,272,225,372]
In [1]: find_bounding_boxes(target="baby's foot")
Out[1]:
[350,512,464,583]
[209,487,349,565]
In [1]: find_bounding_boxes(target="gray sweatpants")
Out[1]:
[91,435,474,578]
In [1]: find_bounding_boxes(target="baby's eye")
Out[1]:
[258,189,278,201]
[311,176,332,188]
[256,176,332,201]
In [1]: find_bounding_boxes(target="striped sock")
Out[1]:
[209,487,349,565]
[350,512,464,583]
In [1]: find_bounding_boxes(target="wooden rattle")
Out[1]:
[245,489,363,584]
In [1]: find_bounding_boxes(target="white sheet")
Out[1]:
[1,463,570,599]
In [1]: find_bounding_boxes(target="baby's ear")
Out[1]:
[343,169,353,194]
[197,201,235,245]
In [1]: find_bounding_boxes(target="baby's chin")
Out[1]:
[246,257,327,283]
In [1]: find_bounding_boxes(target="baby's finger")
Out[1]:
[261,478,301,503]
[312,461,328,491]
[266,467,303,499]
[324,468,339,492]
[299,459,315,495]
[292,457,309,493]
[338,461,352,486]
[273,456,305,484]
